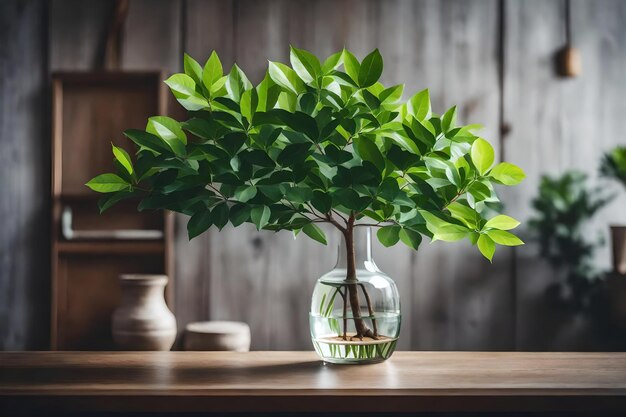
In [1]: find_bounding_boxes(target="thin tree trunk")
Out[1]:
[343,217,374,339]
[359,283,378,338]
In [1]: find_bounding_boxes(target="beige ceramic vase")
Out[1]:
[112,274,176,351]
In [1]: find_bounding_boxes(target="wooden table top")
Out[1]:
[1,351,626,413]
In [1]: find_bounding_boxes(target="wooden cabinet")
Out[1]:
[50,72,174,350]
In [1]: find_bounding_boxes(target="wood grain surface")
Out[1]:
[1,351,626,413]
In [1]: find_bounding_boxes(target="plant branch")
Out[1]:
[305,202,327,221]
[443,177,477,210]
[207,184,228,201]
[326,212,347,233]
[331,209,349,224]
[354,221,396,228]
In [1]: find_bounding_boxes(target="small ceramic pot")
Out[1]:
[184,321,251,351]
[112,274,176,351]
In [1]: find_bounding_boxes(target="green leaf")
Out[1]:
[86,173,130,193]
[211,75,228,95]
[442,106,457,132]
[290,46,321,84]
[332,188,365,211]
[419,210,448,229]
[444,162,461,187]
[385,131,421,154]
[187,210,212,239]
[256,72,280,112]
[447,202,477,229]
[490,162,526,185]
[432,224,468,242]
[98,191,136,213]
[183,53,203,84]
[399,228,422,250]
[111,144,133,175]
[124,129,171,154]
[230,204,251,226]
[377,225,400,247]
[363,209,384,222]
[285,186,313,203]
[322,51,342,74]
[342,49,360,84]
[379,84,403,103]
[217,132,246,156]
[353,136,385,172]
[202,51,223,90]
[420,210,469,241]
[146,116,187,156]
[164,73,197,98]
[166,72,209,110]
[226,64,252,102]
[311,191,332,213]
[468,181,492,202]
[183,118,222,141]
[275,110,319,141]
[277,142,312,166]
[211,202,230,230]
[277,91,297,111]
[176,95,209,111]
[302,223,327,245]
[251,206,271,230]
[409,89,431,121]
[358,48,383,88]
[477,234,496,262]
[486,230,524,246]
[268,61,305,95]
[471,138,495,175]
[231,155,242,171]
[234,185,257,203]
[484,214,520,231]
[240,88,258,122]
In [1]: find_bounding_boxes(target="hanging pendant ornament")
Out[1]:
[557,0,582,77]
[558,46,582,77]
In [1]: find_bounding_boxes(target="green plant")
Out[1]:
[600,146,626,189]
[87,47,525,340]
[529,172,611,310]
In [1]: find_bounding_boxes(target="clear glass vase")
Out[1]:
[310,227,401,364]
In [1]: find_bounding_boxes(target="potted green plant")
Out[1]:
[87,47,525,363]
[600,147,626,274]
[529,172,611,311]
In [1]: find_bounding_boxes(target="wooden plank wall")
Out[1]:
[504,0,626,350]
[2,0,625,351]
[0,0,50,350]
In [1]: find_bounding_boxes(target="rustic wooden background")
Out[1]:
[1,0,625,350]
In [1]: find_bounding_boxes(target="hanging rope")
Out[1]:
[101,0,129,70]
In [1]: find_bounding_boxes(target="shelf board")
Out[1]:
[55,240,165,255]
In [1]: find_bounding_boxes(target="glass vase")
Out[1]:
[310,227,401,364]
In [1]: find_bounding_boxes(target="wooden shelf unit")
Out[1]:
[50,72,174,350]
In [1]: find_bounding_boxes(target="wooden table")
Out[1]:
[1,351,625,414]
